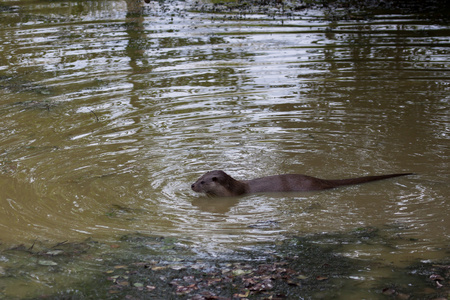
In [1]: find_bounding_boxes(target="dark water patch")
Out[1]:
[0,76,52,97]
[374,261,450,299]
[0,3,19,14]
[6,233,355,299]
[0,227,448,299]
[192,0,450,23]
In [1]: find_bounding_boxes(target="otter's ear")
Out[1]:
[212,177,218,182]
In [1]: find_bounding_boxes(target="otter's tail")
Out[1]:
[328,173,413,187]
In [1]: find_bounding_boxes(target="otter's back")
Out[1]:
[245,174,332,193]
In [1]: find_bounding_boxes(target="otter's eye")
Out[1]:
[200,181,205,185]
[212,177,218,182]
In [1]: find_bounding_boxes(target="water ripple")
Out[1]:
[0,0,448,257]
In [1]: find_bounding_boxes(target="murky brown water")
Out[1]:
[0,0,449,297]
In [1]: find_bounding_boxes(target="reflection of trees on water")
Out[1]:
[288,18,449,166]
[303,21,448,100]
[123,0,251,98]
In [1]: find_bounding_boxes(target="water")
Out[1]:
[0,0,449,297]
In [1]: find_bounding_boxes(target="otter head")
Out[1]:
[191,170,245,197]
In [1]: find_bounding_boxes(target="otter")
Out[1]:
[191,170,413,197]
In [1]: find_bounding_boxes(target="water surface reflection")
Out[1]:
[0,0,448,263]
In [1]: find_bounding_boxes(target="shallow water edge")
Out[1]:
[0,226,448,300]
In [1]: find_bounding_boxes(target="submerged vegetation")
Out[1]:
[0,228,448,299]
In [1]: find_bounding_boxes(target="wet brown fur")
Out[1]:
[191,170,413,197]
